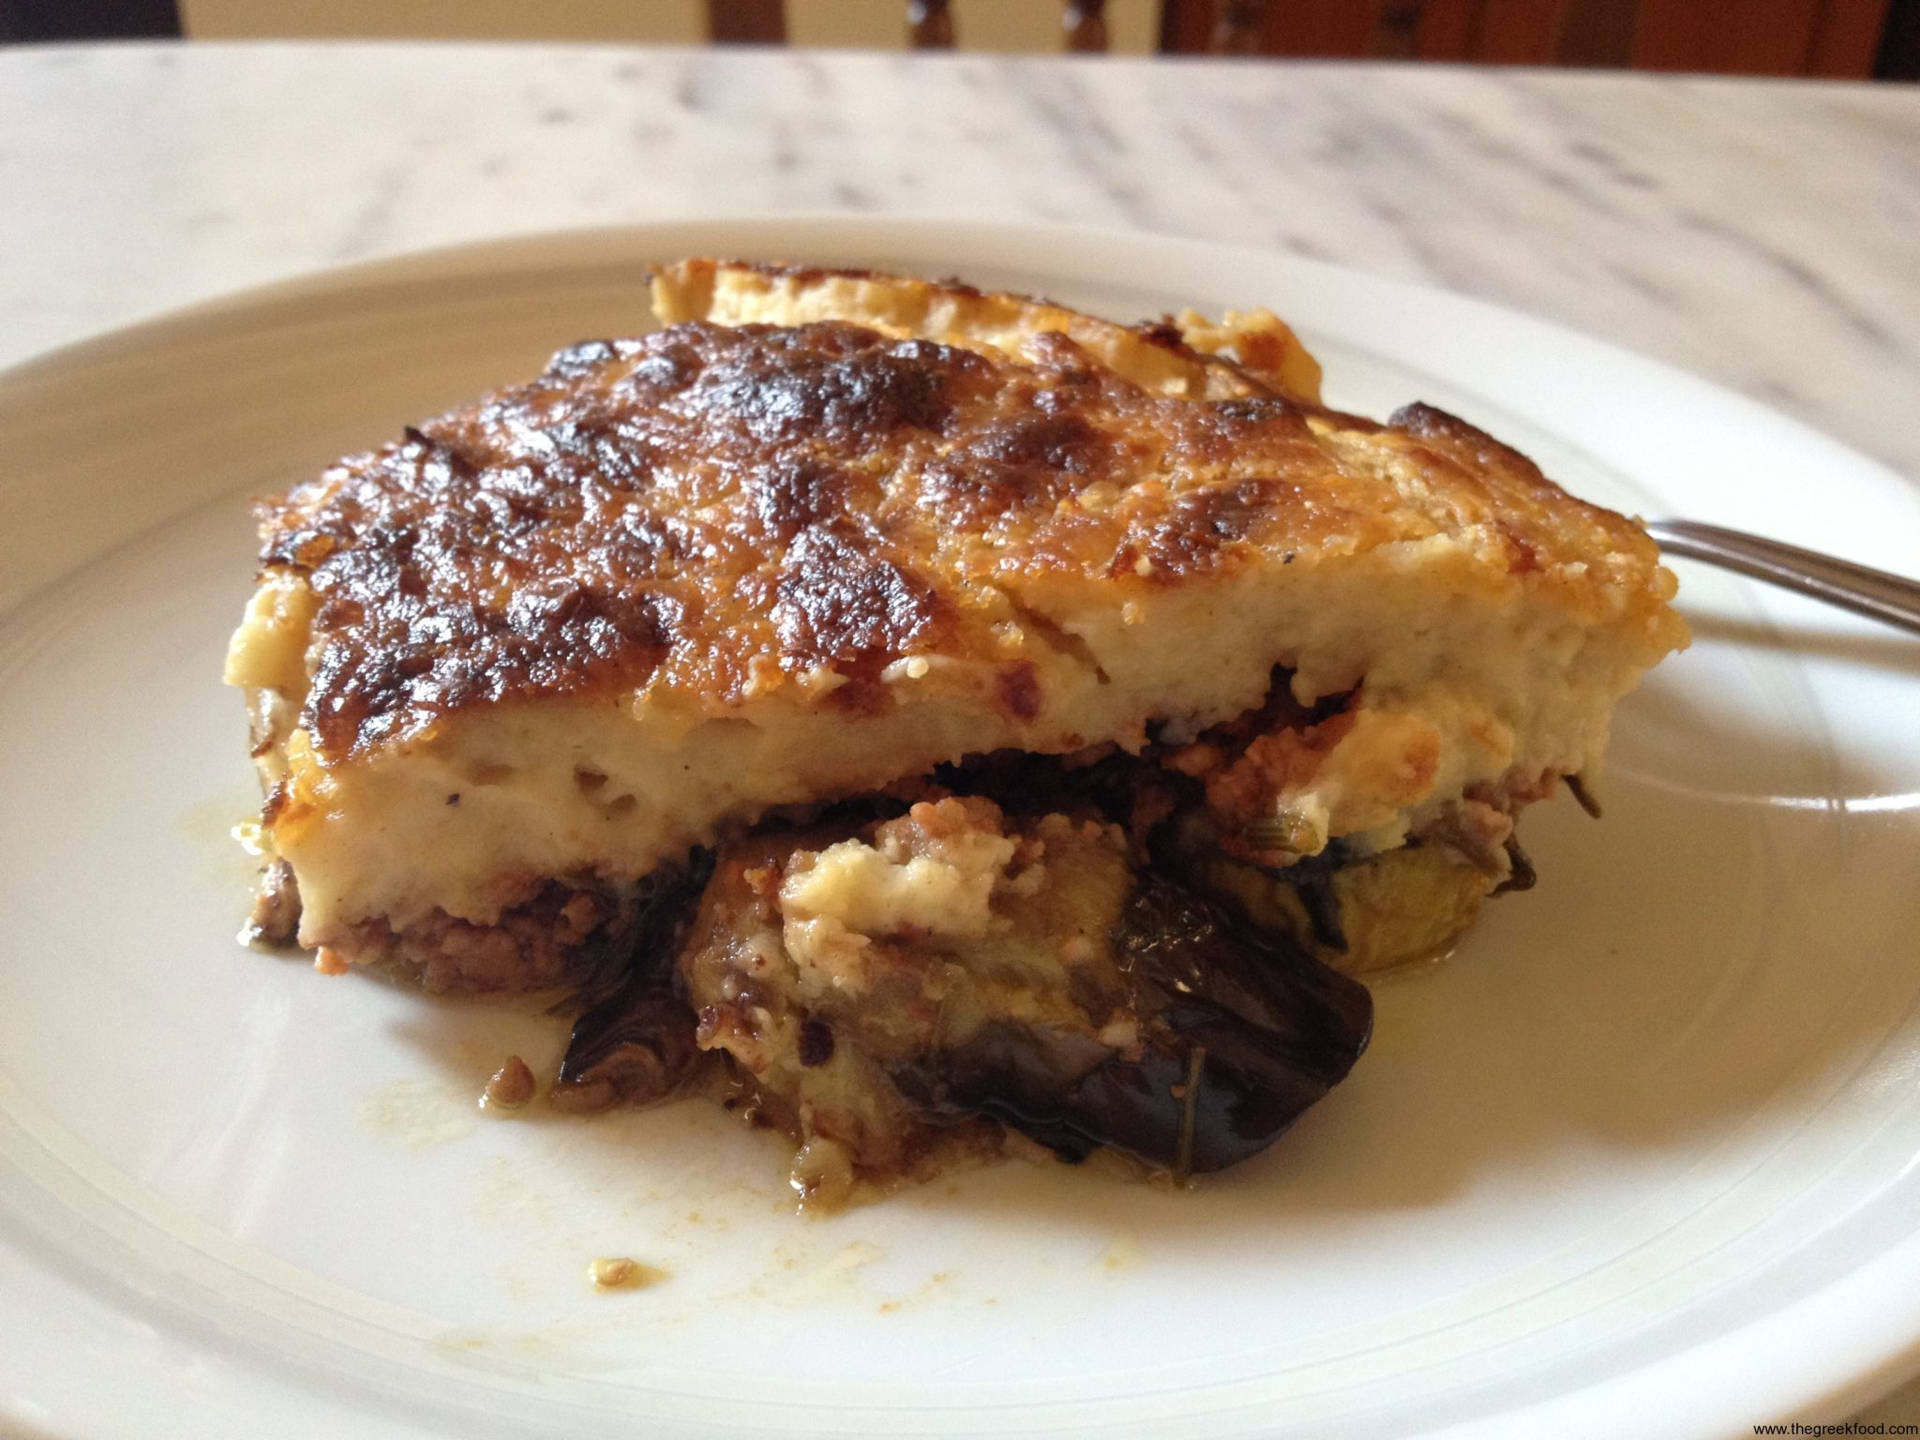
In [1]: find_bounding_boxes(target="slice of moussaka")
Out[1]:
[226,260,1685,1198]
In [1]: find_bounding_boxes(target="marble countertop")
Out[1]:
[2,42,1918,484]
[2,38,1918,1429]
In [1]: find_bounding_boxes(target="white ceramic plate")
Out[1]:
[2,220,1918,1440]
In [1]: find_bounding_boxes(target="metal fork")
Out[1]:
[1644,520,1920,637]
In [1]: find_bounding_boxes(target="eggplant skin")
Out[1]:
[554,991,701,1109]
[553,857,712,1108]
[898,872,1372,1175]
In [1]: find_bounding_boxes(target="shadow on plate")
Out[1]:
[1682,612,1920,680]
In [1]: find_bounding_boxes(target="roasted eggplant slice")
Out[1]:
[900,870,1372,1174]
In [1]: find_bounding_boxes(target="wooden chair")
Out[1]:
[3,0,1905,77]
[710,0,1900,74]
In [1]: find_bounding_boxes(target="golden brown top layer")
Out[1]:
[651,258,1326,405]
[258,312,1665,758]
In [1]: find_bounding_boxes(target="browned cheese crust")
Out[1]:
[258,318,1656,759]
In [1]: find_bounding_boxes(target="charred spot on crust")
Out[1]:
[621,339,705,397]
[1121,478,1304,581]
[684,324,978,445]
[546,338,639,382]
[1210,396,1300,426]
[917,410,1120,526]
[745,457,852,543]
[1175,477,1296,546]
[969,412,1114,477]
[1389,401,1508,453]
[773,522,943,678]
[916,455,1046,522]
[302,582,682,753]
[1389,402,1565,505]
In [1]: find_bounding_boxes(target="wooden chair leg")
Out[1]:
[908,0,955,49]
[1065,0,1110,52]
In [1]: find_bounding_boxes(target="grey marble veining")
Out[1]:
[2,43,1916,484]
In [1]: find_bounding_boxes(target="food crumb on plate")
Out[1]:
[1100,1230,1144,1273]
[588,1256,665,1290]
[480,1055,537,1111]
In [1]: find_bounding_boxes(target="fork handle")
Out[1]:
[1644,519,1920,638]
